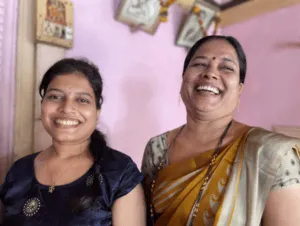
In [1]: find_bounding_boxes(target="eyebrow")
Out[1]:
[192,56,207,61]
[192,56,237,66]
[47,88,93,99]
[222,57,237,65]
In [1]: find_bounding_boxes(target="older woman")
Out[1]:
[142,35,300,226]
[0,58,146,226]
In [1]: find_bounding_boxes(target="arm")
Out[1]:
[263,184,300,225]
[263,144,300,225]
[112,184,146,226]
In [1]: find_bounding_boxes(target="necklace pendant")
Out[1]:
[48,185,55,193]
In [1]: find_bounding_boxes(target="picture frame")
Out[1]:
[36,0,74,49]
[176,0,219,48]
[272,125,300,139]
[116,0,161,35]
[206,0,251,11]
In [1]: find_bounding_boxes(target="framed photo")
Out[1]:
[36,0,74,49]
[206,0,251,11]
[116,0,161,35]
[176,0,219,48]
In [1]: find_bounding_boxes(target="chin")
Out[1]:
[51,134,78,144]
[195,103,216,112]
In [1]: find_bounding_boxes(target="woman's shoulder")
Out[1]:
[141,126,183,177]
[7,152,38,177]
[246,127,300,150]
[0,153,38,200]
[145,126,183,150]
[245,127,300,171]
[97,146,139,171]
[96,147,143,202]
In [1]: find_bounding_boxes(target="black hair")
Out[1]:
[183,35,247,84]
[39,58,106,212]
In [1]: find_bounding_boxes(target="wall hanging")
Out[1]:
[36,0,74,48]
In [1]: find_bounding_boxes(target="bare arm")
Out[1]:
[263,184,300,225]
[112,184,146,226]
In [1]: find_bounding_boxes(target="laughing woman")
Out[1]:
[0,58,146,226]
[142,36,300,226]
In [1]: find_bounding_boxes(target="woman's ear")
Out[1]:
[96,109,101,118]
[238,83,244,95]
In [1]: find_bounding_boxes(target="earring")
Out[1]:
[237,100,240,112]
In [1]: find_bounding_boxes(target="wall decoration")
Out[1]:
[116,0,161,35]
[176,0,219,48]
[205,0,250,11]
[36,0,74,48]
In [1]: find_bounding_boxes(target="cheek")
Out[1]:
[41,102,55,118]
[82,108,98,125]
[181,75,196,89]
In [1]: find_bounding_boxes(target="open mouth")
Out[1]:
[195,85,220,95]
[54,119,81,126]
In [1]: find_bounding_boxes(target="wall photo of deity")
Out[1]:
[36,0,74,48]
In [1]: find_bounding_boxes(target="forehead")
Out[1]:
[48,73,93,92]
[193,39,238,61]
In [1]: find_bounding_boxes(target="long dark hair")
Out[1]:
[183,35,247,84]
[39,58,106,212]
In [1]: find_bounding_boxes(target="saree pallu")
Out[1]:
[143,127,300,226]
[152,133,249,226]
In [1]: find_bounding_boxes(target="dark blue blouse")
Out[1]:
[0,147,144,226]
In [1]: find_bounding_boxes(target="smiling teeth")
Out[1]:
[196,86,219,94]
[55,119,79,126]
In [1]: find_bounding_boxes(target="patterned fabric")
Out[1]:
[142,127,300,226]
[0,147,143,226]
[153,135,247,226]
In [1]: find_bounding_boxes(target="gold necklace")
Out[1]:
[47,150,84,193]
[149,120,233,225]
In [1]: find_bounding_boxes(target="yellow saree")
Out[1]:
[152,133,249,226]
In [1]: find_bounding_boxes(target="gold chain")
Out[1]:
[47,149,84,193]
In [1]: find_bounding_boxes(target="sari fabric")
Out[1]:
[142,127,300,226]
[152,134,247,226]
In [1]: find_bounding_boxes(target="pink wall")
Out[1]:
[67,1,300,165]
[66,1,187,165]
[223,4,300,129]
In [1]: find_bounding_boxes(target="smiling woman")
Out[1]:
[0,58,146,226]
[142,36,300,226]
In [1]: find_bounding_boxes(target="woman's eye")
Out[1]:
[220,66,234,72]
[47,95,62,100]
[78,98,90,104]
[193,63,208,67]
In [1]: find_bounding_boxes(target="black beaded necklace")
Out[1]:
[149,120,233,226]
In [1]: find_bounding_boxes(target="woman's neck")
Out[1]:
[50,140,90,159]
[184,114,234,143]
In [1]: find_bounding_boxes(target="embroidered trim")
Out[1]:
[23,197,41,217]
